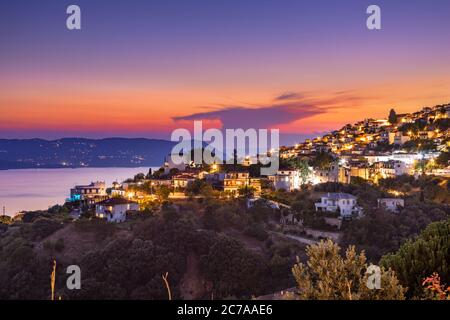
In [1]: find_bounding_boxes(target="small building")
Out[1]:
[269,169,301,191]
[419,130,435,140]
[223,172,262,196]
[246,197,279,210]
[312,168,336,184]
[241,155,258,166]
[315,193,362,217]
[350,165,371,180]
[110,181,125,197]
[312,164,350,184]
[95,198,139,223]
[184,167,209,179]
[388,131,410,145]
[373,160,410,179]
[145,178,172,188]
[205,172,226,183]
[69,181,107,203]
[249,178,262,195]
[224,172,250,194]
[377,198,404,213]
[172,174,196,189]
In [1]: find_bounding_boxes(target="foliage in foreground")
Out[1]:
[380,219,450,298]
[289,240,406,300]
[0,207,293,300]
[422,273,450,300]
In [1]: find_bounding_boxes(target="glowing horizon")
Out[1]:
[1,0,449,144]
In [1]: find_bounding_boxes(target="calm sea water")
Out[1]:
[0,167,157,216]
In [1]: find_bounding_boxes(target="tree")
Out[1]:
[388,108,398,124]
[0,215,12,225]
[200,184,215,199]
[281,157,312,183]
[422,273,450,300]
[169,168,180,177]
[186,179,207,196]
[311,152,334,170]
[297,159,312,183]
[202,210,222,232]
[133,173,145,182]
[200,237,268,298]
[155,185,171,202]
[161,205,179,223]
[291,197,315,224]
[288,240,406,300]
[238,185,255,198]
[436,151,450,168]
[380,219,450,298]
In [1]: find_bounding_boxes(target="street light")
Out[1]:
[150,182,155,194]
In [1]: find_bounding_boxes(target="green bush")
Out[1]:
[22,218,63,241]
[243,223,269,241]
[380,219,450,298]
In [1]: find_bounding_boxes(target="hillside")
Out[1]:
[0,201,307,300]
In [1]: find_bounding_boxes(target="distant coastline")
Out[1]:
[0,137,175,170]
[0,164,161,171]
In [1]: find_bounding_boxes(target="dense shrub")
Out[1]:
[74,218,116,241]
[380,220,450,298]
[54,238,65,252]
[342,204,448,262]
[22,218,63,241]
[243,223,269,241]
[199,236,269,298]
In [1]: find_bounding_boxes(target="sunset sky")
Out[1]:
[1,0,449,145]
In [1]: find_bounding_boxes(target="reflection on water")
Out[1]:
[0,167,155,216]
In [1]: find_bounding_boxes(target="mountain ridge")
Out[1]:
[0,138,176,169]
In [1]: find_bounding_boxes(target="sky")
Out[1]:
[0,0,449,145]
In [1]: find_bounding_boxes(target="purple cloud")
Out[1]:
[275,92,304,101]
[173,102,323,129]
[173,91,370,129]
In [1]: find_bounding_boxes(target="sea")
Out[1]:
[0,167,158,216]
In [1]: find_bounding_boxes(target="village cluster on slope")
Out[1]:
[63,104,450,223]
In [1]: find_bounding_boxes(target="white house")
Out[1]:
[172,174,196,189]
[368,152,440,166]
[110,188,126,197]
[373,160,410,178]
[377,198,404,213]
[69,181,107,203]
[315,193,362,217]
[269,169,301,191]
[246,197,283,210]
[388,132,410,145]
[95,198,139,223]
[311,164,350,185]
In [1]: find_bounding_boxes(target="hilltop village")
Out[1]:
[63,103,449,226]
